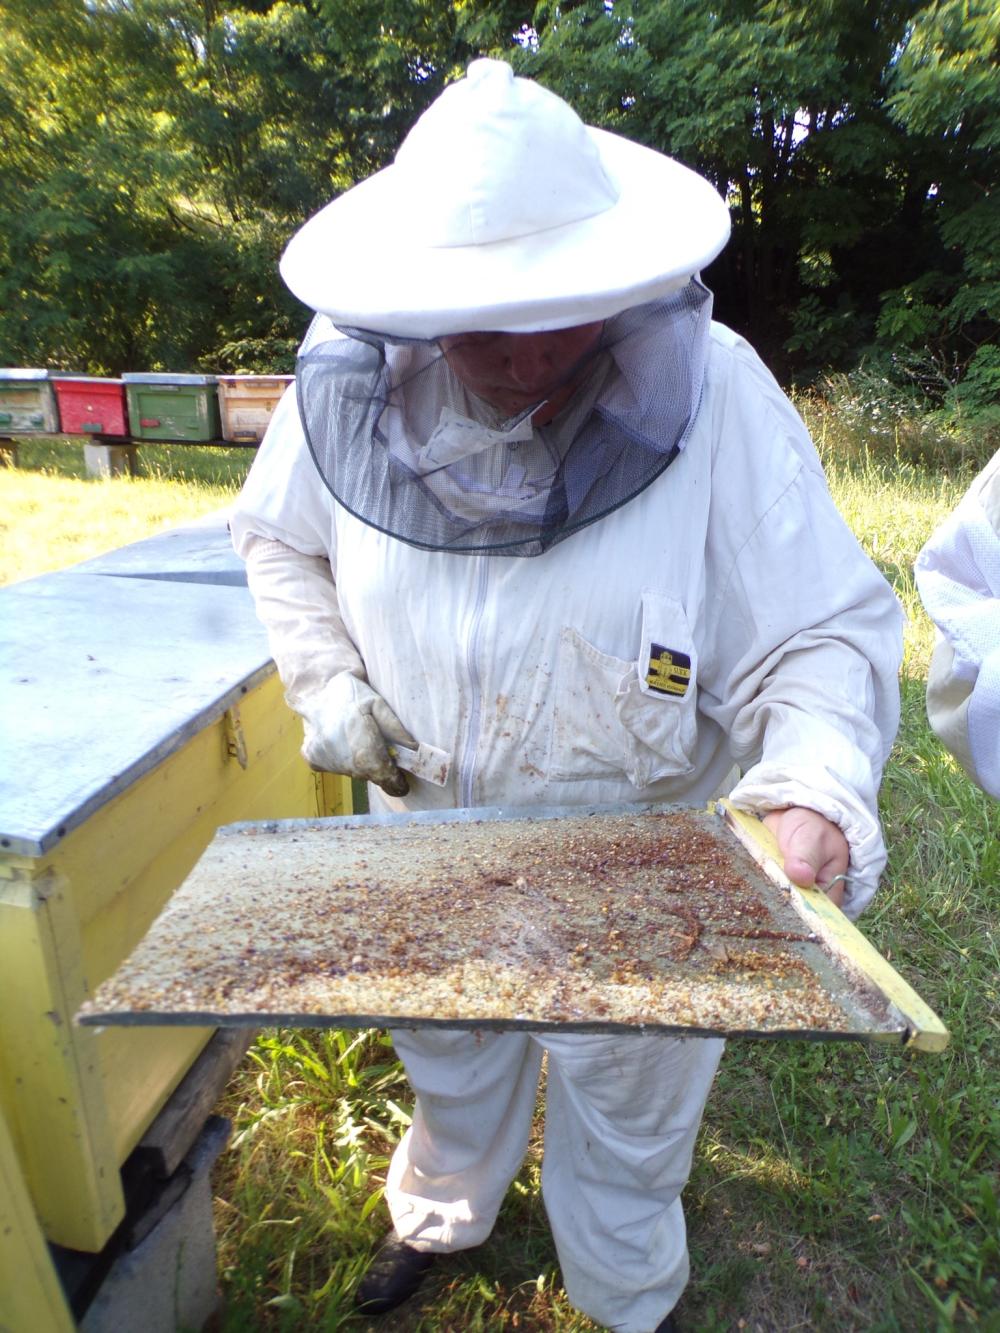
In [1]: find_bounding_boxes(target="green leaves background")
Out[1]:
[1,0,997,440]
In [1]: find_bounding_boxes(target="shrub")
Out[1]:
[794,363,997,474]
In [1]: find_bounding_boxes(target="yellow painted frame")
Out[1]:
[716,800,949,1052]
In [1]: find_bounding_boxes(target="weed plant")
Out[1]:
[3,393,997,1329]
[794,371,998,476]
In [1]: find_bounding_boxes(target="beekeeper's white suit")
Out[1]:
[916,449,1000,798]
[230,60,903,1333]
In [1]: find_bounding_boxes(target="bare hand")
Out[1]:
[762,807,850,905]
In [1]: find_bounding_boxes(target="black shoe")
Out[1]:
[355,1231,436,1314]
[653,1314,679,1333]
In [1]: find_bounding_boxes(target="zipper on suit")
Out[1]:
[457,558,491,808]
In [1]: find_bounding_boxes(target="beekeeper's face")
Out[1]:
[439,322,604,421]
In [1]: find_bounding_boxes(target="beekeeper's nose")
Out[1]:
[504,335,552,388]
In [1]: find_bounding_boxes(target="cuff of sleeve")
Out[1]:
[727,765,886,919]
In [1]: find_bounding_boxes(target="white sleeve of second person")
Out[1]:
[696,353,904,919]
[914,450,1000,798]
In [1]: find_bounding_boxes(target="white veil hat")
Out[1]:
[280,59,731,337]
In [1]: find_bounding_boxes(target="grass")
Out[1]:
[0,436,251,585]
[4,417,997,1331]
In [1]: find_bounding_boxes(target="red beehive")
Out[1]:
[52,377,130,436]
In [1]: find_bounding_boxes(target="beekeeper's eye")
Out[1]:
[439,332,501,353]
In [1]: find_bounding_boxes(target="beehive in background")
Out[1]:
[217,374,293,444]
[122,373,220,441]
[0,369,59,433]
[52,376,130,436]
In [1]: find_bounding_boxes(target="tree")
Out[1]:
[522,0,927,372]
[0,1,531,372]
[882,0,1000,419]
[0,0,225,372]
[1,0,995,410]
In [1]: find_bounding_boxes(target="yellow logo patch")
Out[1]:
[645,644,692,697]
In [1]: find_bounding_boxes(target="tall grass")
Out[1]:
[794,370,998,475]
[4,398,997,1331]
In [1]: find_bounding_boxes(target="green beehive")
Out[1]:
[122,373,220,442]
[0,369,59,433]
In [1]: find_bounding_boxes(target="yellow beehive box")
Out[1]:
[0,521,350,1253]
[217,374,294,444]
[0,1098,74,1332]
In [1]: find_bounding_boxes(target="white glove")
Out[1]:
[240,535,418,795]
[299,672,417,797]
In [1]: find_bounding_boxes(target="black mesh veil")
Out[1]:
[296,280,713,556]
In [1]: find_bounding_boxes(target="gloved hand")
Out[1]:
[299,673,417,797]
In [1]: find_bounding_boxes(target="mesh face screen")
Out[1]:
[297,282,712,556]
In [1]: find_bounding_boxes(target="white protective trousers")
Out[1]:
[387,1027,724,1332]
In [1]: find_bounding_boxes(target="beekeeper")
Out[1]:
[915,449,1000,799]
[230,60,903,1333]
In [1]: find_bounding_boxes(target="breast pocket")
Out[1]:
[547,591,698,788]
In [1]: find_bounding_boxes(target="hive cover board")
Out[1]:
[77,802,947,1049]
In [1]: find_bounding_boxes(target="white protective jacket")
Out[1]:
[915,448,1000,798]
[230,322,903,918]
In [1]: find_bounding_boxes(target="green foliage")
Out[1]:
[524,1,923,368]
[0,0,997,427]
[0,0,527,374]
[522,1,999,412]
[785,293,861,365]
[881,0,1000,406]
[876,276,946,348]
[941,342,1000,447]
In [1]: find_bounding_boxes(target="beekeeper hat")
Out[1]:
[280,59,730,338]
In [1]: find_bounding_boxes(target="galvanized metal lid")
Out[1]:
[0,524,267,857]
[50,375,125,386]
[72,517,247,585]
[122,372,218,385]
